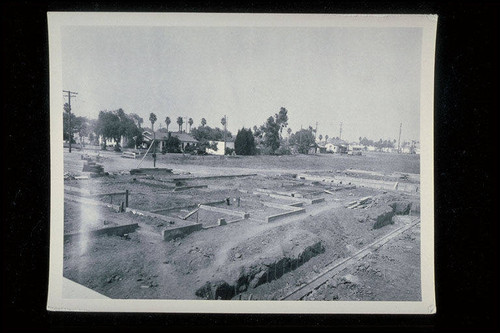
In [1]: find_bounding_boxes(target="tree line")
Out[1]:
[64,105,341,155]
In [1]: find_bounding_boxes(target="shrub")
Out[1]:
[234,127,256,155]
[275,146,291,155]
[161,137,182,154]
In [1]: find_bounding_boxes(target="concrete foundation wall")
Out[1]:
[64,223,139,242]
[150,200,226,214]
[199,204,249,218]
[130,168,172,175]
[65,193,120,212]
[298,174,420,194]
[261,201,297,211]
[266,208,306,223]
[309,197,325,204]
[173,173,257,181]
[162,223,203,241]
[173,185,208,191]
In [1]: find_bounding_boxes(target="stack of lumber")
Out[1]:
[345,196,373,209]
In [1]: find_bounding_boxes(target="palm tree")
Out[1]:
[177,116,183,132]
[149,113,157,154]
[201,118,207,127]
[165,116,171,132]
[149,113,157,132]
[221,116,227,150]
[188,118,193,132]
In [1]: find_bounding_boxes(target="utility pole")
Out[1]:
[63,90,78,153]
[397,122,402,153]
[223,115,227,154]
[339,122,343,140]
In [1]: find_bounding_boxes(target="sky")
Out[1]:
[61,25,422,142]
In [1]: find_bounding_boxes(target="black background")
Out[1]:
[2,1,498,332]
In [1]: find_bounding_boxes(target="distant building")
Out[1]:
[401,140,420,154]
[98,135,128,148]
[142,130,198,151]
[317,145,328,154]
[381,147,398,153]
[348,145,363,155]
[325,138,348,154]
[206,141,235,155]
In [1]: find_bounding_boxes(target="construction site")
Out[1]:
[63,150,421,301]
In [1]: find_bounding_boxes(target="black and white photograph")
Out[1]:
[47,12,437,313]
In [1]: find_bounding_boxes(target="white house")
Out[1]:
[348,145,363,155]
[98,135,128,148]
[142,130,198,151]
[206,141,235,155]
[325,138,348,154]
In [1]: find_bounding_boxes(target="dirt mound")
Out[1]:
[195,229,324,299]
[390,200,412,215]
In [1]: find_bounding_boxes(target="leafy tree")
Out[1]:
[95,110,120,149]
[188,117,194,132]
[116,109,142,148]
[234,127,256,155]
[201,118,207,127]
[63,103,75,143]
[63,111,77,143]
[191,125,232,153]
[253,125,263,139]
[63,113,91,145]
[161,136,181,154]
[261,116,280,154]
[94,109,143,150]
[221,116,226,127]
[129,113,144,128]
[74,116,91,145]
[319,134,323,141]
[287,127,292,137]
[358,136,395,149]
[177,116,184,132]
[191,126,232,142]
[289,128,316,154]
[275,107,289,139]
[165,116,171,132]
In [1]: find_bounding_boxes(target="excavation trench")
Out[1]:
[195,241,325,300]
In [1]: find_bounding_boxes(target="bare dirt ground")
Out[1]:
[62,148,421,301]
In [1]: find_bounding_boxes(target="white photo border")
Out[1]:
[47,12,437,314]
